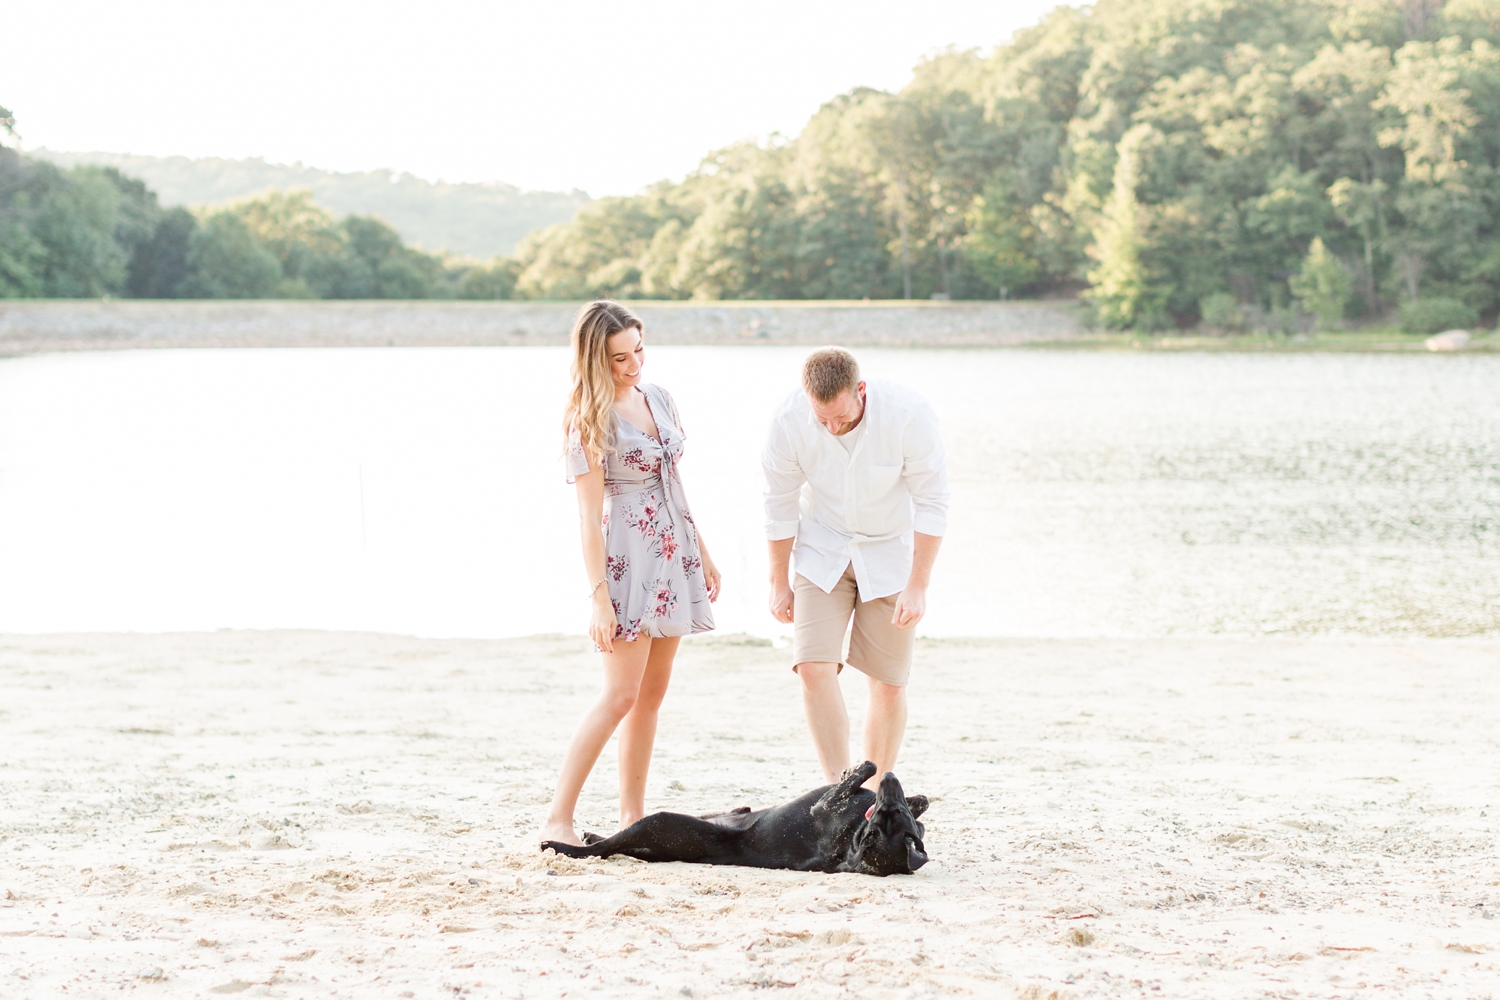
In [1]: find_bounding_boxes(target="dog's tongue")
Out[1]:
[864,804,876,819]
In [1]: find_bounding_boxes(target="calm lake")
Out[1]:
[0,346,1495,639]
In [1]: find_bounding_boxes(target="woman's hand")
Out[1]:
[702,554,723,602]
[589,591,617,653]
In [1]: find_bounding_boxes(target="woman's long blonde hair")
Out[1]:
[563,300,643,465]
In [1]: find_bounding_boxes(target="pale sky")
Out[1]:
[4,0,1062,196]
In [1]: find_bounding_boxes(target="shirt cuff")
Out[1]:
[765,519,800,541]
[912,512,947,537]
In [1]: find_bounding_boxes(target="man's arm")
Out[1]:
[763,411,805,623]
[902,405,949,539]
[768,537,795,623]
[892,404,949,630]
[891,532,942,630]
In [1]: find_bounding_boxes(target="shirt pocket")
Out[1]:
[866,462,904,500]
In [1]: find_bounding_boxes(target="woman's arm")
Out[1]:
[694,522,722,602]
[574,465,617,652]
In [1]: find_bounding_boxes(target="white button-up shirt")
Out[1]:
[762,379,950,600]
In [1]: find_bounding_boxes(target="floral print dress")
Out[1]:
[566,384,715,644]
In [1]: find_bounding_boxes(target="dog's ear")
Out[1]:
[905,794,929,819]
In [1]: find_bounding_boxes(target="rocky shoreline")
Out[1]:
[0,300,1085,354]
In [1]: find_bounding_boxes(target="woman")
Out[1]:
[540,300,721,847]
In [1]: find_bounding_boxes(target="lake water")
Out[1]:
[0,346,1495,639]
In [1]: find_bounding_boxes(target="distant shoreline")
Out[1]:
[0,299,1087,353]
[1,299,1493,355]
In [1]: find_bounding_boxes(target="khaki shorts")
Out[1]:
[792,564,914,686]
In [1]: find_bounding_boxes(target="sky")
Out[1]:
[4,0,1062,197]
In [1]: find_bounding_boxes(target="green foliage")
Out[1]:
[1397,296,1479,333]
[1290,238,1352,328]
[458,258,520,300]
[14,0,1500,316]
[1,140,512,300]
[127,208,196,298]
[962,180,1040,295]
[183,213,281,298]
[490,0,1500,317]
[0,220,45,298]
[1199,292,1248,332]
[32,150,588,258]
[2,139,171,298]
[1087,127,1173,328]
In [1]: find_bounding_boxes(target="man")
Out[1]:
[763,347,949,786]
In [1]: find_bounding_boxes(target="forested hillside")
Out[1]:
[6,0,1500,329]
[31,151,588,258]
[509,0,1500,329]
[0,134,516,301]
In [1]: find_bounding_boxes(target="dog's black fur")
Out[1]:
[541,761,929,876]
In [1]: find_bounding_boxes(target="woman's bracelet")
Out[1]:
[587,577,607,600]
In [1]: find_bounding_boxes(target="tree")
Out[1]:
[457,258,519,300]
[0,146,46,296]
[15,0,1500,316]
[127,207,197,298]
[1290,237,1352,327]
[32,168,129,297]
[962,180,1040,296]
[1326,177,1388,314]
[183,212,281,298]
[1088,126,1172,328]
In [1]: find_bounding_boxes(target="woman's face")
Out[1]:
[606,327,645,390]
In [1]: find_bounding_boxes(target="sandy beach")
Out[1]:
[1,630,1496,998]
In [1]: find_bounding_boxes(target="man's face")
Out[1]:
[809,382,866,436]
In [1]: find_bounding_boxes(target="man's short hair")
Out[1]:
[802,347,861,403]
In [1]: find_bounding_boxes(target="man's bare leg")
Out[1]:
[795,661,850,783]
[862,678,908,788]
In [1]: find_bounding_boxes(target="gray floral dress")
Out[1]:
[566,384,715,643]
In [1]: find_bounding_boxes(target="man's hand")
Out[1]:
[891,585,926,631]
[770,580,795,623]
[767,537,796,623]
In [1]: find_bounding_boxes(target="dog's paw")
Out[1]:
[540,840,587,858]
[841,760,878,784]
[905,795,929,819]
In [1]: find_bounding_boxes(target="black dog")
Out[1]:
[541,761,929,876]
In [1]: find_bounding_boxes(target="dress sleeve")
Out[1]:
[564,427,594,483]
[655,385,686,443]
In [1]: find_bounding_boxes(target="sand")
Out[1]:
[1,630,1497,999]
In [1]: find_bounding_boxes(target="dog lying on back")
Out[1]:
[541,760,929,876]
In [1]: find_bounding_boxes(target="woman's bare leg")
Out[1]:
[541,637,654,846]
[616,635,679,827]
